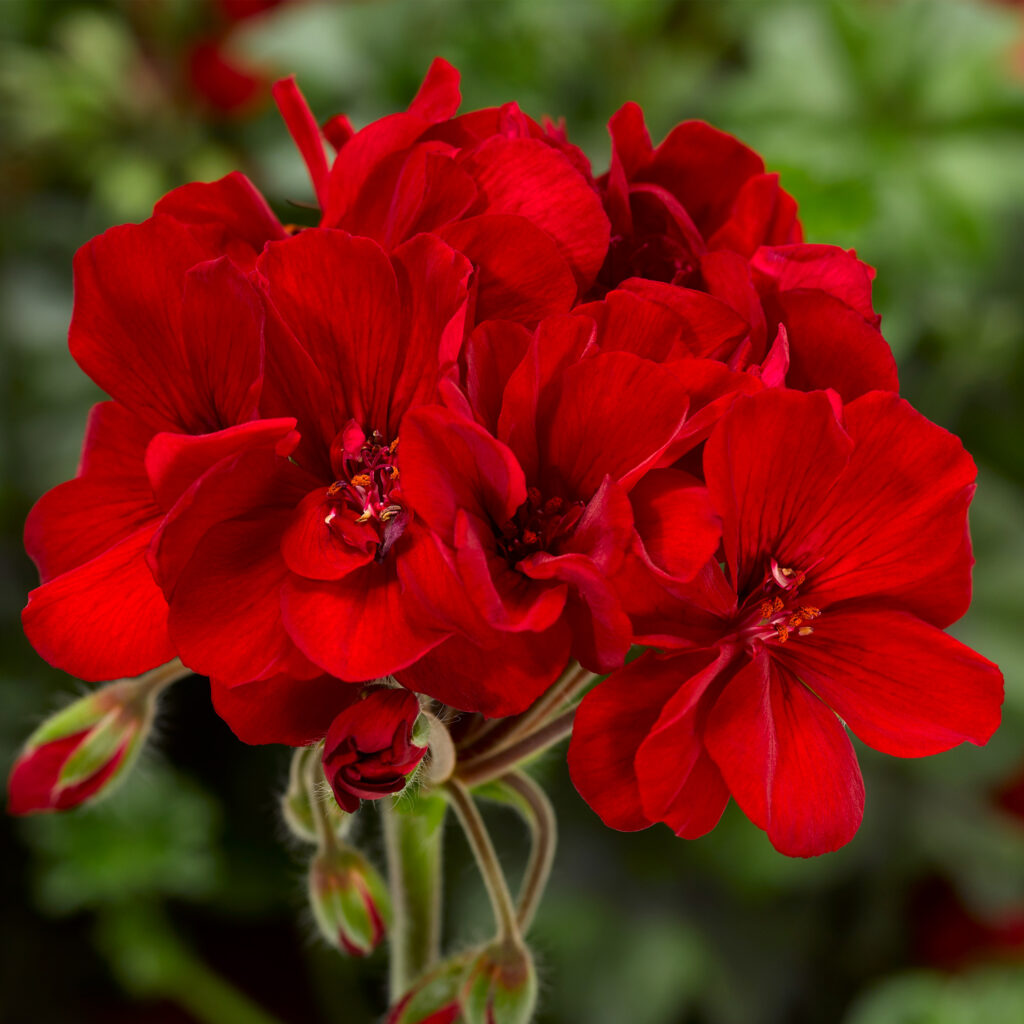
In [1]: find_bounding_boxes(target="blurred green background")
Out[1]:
[3,1,1024,1022]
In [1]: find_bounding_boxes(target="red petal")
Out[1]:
[324,687,421,753]
[406,57,462,122]
[802,392,975,620]
[769,292,898,401]
[568,649,716,832]
[154,172,285,264]
[180,257,266,427]
[705,653,865,857]
[628,469,722,583]
[394,625,569,717]
[145,418,298,512]
[633,648,731,837]
[749,244,879,325]
[775,608,1003,757]
[23,526,175,681]
[708,173,801,256]
[641,120,764,237]
[257,231,403,436]
[323,113,432,227]
[168,512,317,685]
[25,402,160,583]
[538,352,690,496]
[281,557,447,681]
[459,319,533,431]
[617,279,750,360]
[459,136,610,289]
[211,673,361,746]
[390,233,473,428]
[703,389,852,593]
[439,214,577,323]
[606,102,654,180]
[399,405,526,541]
[69,216,236,432]
[280,488,377,581]
[272,77,330,211]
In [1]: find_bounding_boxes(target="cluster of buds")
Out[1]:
[283,686,433,960]
[388,940,537,1024]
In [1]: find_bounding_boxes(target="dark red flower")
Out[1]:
[151,229,472,693]
[273,60,610,322]
[570,388,1003,857]
[393,315,720,714]
[322,688,427,812]
[595,102,800,295]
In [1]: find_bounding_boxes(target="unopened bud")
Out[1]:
[7,671,167,815]
[308,844,390,957]
[322,687,427,812]
[386,953,472,1024]
[461,939,537,1024]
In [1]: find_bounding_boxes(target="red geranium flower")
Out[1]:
[273,60,610,322]
[150,229,474,703]
[594,101,801,296]
[392,315,721,714]
[570,388,1003,857]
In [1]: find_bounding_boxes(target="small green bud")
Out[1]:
[308,844,390,957]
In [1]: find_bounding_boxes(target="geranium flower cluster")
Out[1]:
[14,58,1003,872]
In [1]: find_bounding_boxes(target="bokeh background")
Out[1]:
[3,1,1024,1022]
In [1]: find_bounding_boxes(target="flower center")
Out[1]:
[325,421,407,559]
[496,487,585,564]
[736,557,822,648]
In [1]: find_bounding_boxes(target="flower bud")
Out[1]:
[322,687,428,812]
[7,676,162,815]
[308,844,390,956]
[461,939,537,1024]
[281,744,350,844]
[386,953,472,1024]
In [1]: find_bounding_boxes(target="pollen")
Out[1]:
[350,473,372,488]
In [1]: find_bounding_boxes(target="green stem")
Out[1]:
[498,772,557,934]
[456,708,576,787]
[459,664,594,761]
[382,793,447,1000]
[445,779,521,945]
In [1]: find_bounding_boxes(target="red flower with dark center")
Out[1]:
[322,688,427,812]
[150,229,473,695]
[593,102,801,297]
[570,388,1003,857]
[392,316,721,714]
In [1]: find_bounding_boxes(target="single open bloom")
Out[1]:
[570,388,1003,857]
[593,101,800,296]
[393,314,720,714]
[151,228,474,706]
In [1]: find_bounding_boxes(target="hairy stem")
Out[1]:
[456,709,576,788]
[498,772,557,933]
[136,657,192,697]
[382,793,447,1000]
[459,664,594,761]
[445,779,521,944]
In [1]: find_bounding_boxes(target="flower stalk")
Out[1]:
[382,793,447,999]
